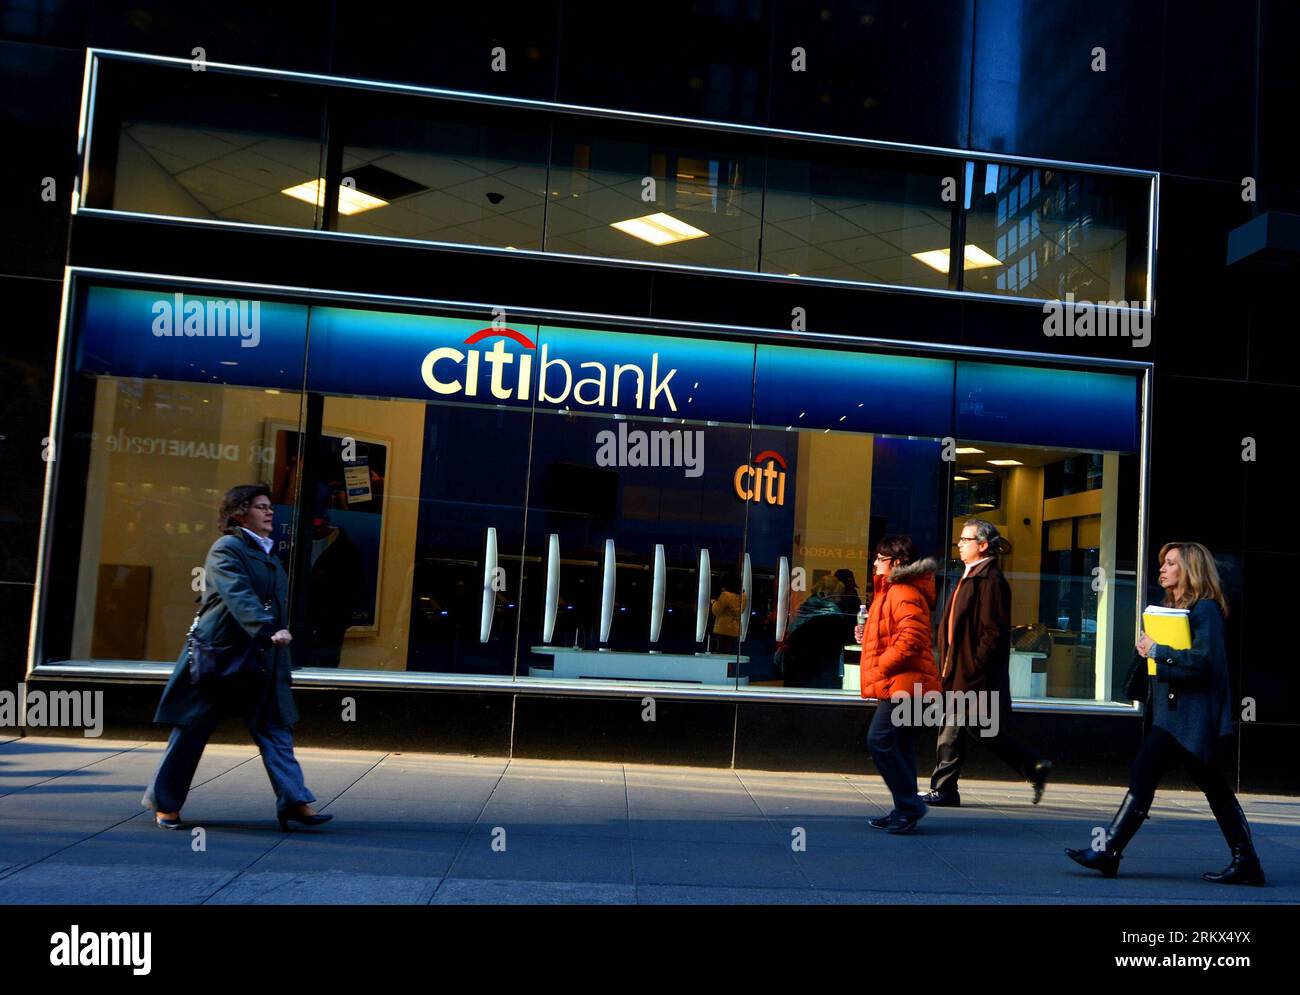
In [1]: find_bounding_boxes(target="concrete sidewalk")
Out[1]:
[0,735,1296,905]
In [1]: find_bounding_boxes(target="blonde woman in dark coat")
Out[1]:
[1066,542,1262,885]
[142,484,332,832]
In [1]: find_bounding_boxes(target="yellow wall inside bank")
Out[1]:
[73,380,424,670]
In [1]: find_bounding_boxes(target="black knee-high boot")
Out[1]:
[1203,797,1265,886]
[1065,791,1147,877]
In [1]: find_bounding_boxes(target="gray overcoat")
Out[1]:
[153,528,299,728]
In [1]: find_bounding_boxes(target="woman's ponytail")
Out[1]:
[965,519,1012,557]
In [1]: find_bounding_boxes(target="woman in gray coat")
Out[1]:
[1066,542,1261,885]
[142,484,332,832]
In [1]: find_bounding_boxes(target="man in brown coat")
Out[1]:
[920,519,1052,806]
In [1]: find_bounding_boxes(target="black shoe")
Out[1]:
[1203,847,1266,886]
[1065,790,1146,878]
[885,810,925,834]
[1203,798,1265,885]
[1031,761,1052,805]
[154,813,184,830]
[918,790,960,807]
[278,806,334,832]
[868,812,897,830]
[1065,845,1121,877]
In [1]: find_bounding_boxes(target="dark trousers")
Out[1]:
[867,702,925,818]
[142,711,315,816]
[929,707,1040,794]
[1129,726,1249,848]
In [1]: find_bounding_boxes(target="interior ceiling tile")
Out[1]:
[121,123,251,171]
[223,191,318,228]
[175,163,273,213]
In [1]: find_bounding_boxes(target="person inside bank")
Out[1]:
[143,484,332,833]
[710,572,744,656]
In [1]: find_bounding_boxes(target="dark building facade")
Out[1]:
[1,1,1295,794]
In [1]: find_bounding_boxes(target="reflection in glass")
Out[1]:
[950,443,1138,703]
[743,429,946,694]
[402,401,531,677]
[72,380,307,663]
[87,59,1153,303]
[761,148,953,287]
[94,63,325,228]
[962,162,1148,301]
[545,124,762,270]
[517,410,752,687]
[335,96,550,248]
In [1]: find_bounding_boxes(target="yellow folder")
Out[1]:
[1142,607,1191,675]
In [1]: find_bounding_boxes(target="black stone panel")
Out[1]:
[1240,551,1300,726]
[1158,0,1255,183]
[0,275,62,585]
[558,0,768,123]
[649,269,965,347]
[1237,720,1295,796]
[0,582,33,687]
[18,679,517,756]
[1147,375,1250,556]
[87,1,334,74]
[1240,382,1300,556]
[969,0,1162,169]
[510,693,736,767]
[0,41,83,279]
[769,0,972,148]
[1151,176,1252,380]
[335,1,561,99]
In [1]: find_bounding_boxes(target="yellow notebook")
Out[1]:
[1142,606,1191,675]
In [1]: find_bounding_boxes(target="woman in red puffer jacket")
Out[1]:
[859,535,941,834]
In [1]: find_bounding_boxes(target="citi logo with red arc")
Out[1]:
[419,327,678,411]
[734,449,788,506]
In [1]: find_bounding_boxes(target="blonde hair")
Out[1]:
[1159,541,1229,617]
[812,574,846,598]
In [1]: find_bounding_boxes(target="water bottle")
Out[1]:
[856,604,867,644]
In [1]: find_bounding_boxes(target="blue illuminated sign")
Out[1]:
[73,284,1142,453]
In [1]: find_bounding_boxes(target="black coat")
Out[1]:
[779,595,854,689]
[1148,599,1233,763]
[935,559,1012,703]
[153,529,298,728]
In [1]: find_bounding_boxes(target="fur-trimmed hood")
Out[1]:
[889,556,939,586]
[872,556,939,609]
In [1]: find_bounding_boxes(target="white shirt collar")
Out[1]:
[962,556,992,578]
[240,527,275,555]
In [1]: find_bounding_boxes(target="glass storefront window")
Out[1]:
[81,54,1155,306]
[71,378,308,664]
[760,147,954,289]
[961,162,1149,302]
[87,60,326,229]
[545,121,763,270]
[333,94,550,249]
[949,443,1138,703]
[47,282,1146,708]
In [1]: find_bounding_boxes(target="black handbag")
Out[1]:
[1122,651,1150,702]
[186,599,272,686]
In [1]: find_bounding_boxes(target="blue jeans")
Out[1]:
[142,713,315,816]
[867,701,925,819]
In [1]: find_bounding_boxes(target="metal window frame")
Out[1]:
[27,265,1151,715]
[72,48,1161,315]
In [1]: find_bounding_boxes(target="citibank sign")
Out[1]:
[734,450,788,505]
[420,328,680,411]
